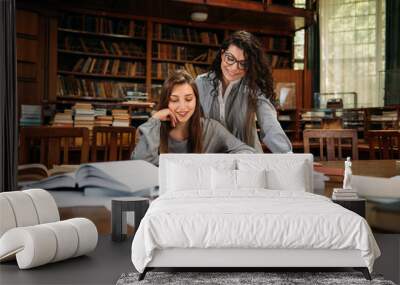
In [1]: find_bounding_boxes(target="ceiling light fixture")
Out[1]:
[190,11,208,22]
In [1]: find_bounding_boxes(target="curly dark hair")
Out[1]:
[207,30,275,145]
[208,30,275,101]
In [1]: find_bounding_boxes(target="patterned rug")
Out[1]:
[116,271,396,285]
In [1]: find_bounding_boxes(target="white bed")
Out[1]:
[131,154,380,280]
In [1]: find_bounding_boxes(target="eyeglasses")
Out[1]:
[222,51,248,70]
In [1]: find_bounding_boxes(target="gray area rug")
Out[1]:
[116,271,396,285]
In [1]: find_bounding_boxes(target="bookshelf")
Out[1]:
[57,12,148,102]
[299,106,400,142]
[150,22,224,103]
[257,34,293,68]
[277,109,300,141]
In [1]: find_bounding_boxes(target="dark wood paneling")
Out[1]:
[17,82,40,105]
[16,9,39,36]
[17,62,37,79]
[47,17,58,102]
[16,38,38,62]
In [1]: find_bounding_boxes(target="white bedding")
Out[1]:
[131,190,380,273]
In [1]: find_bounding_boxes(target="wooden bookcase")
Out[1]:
[257,33,293,69]
[53,8,306,111]
[57,12,147,101]
[300,106,400,142]
[150,21,225,103]
[364,107,400,132]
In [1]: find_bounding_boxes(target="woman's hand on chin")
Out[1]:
[152,108,178,127]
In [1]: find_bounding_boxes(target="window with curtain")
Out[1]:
[294,29,305,70]
[294,0,306,70]
[319,0,385,108]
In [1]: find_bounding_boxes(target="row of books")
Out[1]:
[67,57,145,77]
[57,76,146,99]
[151,63,207,79]
[341,110,364,121]
[184,64,208,79]
[259,36,291,51]
[125,91,148,102]
[153,44,218,63]
[267,54,291,68]
[153,24,221,45]
[52,104,132,128]
[61,37,145,57]
[301,111,327,121]
[369,111,398,121]
[60,14,145,37]
[332,188,359,200]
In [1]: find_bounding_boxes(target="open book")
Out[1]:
[20,160,159,197]
[18,164,80,182]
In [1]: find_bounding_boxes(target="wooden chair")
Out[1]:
[367,130,400,159]
[91,126,136,162]
[19,127,90,168]
[321,118,343,129]
[303,129,358,161]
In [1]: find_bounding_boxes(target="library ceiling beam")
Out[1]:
[173,0,313,17]
[172,0,315,30]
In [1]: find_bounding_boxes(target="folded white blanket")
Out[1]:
[131,190,380,273]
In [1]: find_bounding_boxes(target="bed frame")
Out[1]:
[139,248,371,280]
[138,154,372,281]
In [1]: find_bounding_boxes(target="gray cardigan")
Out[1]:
[195,72,292,153]
[132,117,256,166]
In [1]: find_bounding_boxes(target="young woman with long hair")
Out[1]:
[195,30,292,153]
[132,69,255,166]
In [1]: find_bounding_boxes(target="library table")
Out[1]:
[316,159,399,178]
[315,159,400,233]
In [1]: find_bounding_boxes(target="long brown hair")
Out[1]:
[159,69,203,153]
[208,30,275,146]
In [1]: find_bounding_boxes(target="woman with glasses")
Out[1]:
[195,30,292,153]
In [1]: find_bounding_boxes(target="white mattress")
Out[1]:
[131,190,380,273]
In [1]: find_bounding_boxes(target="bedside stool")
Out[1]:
[111,197,150,242]
[332,198,366,218]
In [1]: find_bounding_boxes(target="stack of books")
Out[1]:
[74,103,95,126]
[125,91,148,102]
[112,109,130,127]
[94,108,107,117]
[94,115,113,126]
[332,188,359,200]
[74,103,95,141]
[53,110,73,127]
[20,105,42,126]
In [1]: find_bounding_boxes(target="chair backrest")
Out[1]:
[19,127,89,168]
[321,118,343,129]
[91,126,136,162]
[367,130,400,159]
[303,129,358,161]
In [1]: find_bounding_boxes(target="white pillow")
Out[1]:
[165,159,236,193]
[167,162,211,191]
[236,169,267,189]
[237,158,308,192]
[266,163,306,191]
[212,168,236,190]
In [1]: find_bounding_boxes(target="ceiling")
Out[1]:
[20,0,314,33]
